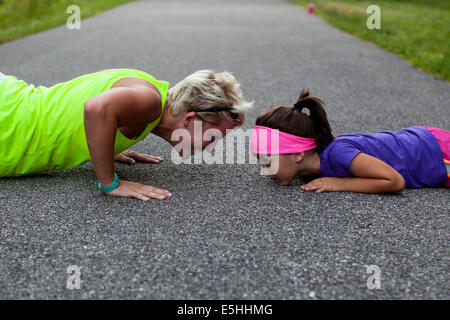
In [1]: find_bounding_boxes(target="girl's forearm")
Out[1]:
[339,177,405,194]
[84,104,117,187]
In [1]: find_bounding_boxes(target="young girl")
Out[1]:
[0,69,251,201]
[251,89,449,193]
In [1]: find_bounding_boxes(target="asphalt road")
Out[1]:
[0,0,449,299]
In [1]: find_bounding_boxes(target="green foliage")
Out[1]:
[0,0,135,44]
[289,0,450,80]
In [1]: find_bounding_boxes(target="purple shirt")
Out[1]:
[319,126,447,188]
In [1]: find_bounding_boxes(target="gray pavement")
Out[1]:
[0,0,449,299]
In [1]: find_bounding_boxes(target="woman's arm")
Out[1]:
[84,86,172,201]
[301,153,406,194]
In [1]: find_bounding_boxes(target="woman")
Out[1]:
[0,68,253,201]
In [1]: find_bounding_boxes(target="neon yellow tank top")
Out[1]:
[0,68,169,177]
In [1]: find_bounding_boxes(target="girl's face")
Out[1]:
[258,154,300,186]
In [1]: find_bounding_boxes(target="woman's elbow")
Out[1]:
[84,100,102,117]
[84,100,110,124]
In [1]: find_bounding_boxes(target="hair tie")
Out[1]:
[293,102,309,116]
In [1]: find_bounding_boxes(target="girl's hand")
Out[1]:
[105,180,172,201]
[300,153,406,194]
[301,177,344,193]
[114,150,164,165]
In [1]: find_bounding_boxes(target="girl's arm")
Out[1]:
[301,153,406,194]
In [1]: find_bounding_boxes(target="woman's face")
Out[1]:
[258,154,299,186]
[201,118,236,152]
[177,116,236,158]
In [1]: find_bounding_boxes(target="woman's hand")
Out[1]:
[114,150,164,165]
[301,177,344,193]
[105,180,172,201]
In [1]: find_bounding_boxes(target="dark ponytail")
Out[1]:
[255,89,334,153]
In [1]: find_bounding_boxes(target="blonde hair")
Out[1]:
[166,70,253,126]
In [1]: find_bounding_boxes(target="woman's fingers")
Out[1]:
[114,151,163,165]
[128,185,172,200]
[127,190,167,201]
[122,155,136,164]
[132,189,171,200]
[105,180,172,201]
[114,154,136,164]
[131,193,150,201]
[128,151,164,163]
[140,185,173,198]
[144,191,167,200]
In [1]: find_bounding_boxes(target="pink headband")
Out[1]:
[250,125,317,154]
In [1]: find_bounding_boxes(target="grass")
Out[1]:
[289,0,450,81]
[0,0,136,45]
